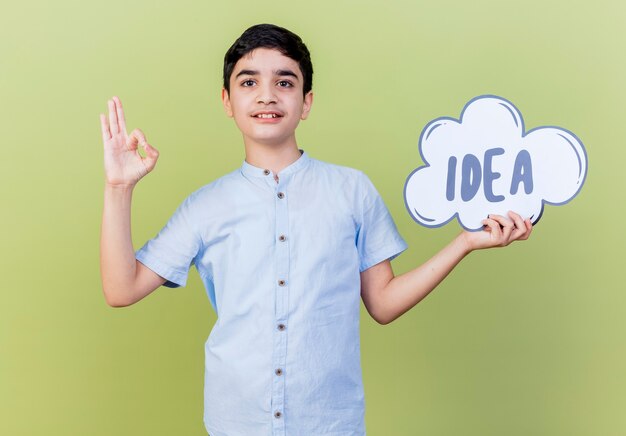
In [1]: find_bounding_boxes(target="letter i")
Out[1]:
[446,156,457,201]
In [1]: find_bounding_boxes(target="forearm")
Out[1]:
[379,234,471,324]
[362,212,533,324]
[100,183,139,306]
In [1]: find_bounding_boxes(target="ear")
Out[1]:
[222,88,233,117]
[300,91,314,120]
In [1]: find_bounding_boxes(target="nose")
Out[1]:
[256,82,277,105]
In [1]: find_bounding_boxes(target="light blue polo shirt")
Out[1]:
[135,151,407,435]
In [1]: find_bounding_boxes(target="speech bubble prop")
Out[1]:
[404,95,587,231]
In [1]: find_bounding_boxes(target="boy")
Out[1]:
[100,24,531,435]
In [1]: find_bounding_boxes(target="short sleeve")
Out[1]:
[135,193,202,288]
[356,173,408,272]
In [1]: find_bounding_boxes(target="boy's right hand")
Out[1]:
[100,96,159,187]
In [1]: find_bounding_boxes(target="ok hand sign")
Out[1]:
[100,96,159,187]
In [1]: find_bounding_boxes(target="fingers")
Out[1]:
[103,96,126,137]
[481,217,502,240]
[128,128,160,171]
[507,211,527,241]
[128,128,147,149]
[142,141,160,172]
[484,211,534,248]
[100,113,111,142]
[108,99,119,135]
[521,217,533,240]
[113,96,127,135]
[128,128,158,157]
[507,211,533,241]
[487,214,514,245]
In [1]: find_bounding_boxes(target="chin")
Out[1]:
[254,136,292,146]
[247,129,295,145]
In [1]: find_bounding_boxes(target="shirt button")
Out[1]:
[278,280,286,287]
[275,368,283,376]
[274,410,282,419]
[277,323,286,331]
[278,235,287,242]
[263,169,270,175]
[277,192,285,199]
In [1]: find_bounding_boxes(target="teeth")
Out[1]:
[256,113,277,118]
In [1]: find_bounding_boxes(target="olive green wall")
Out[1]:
[2,0,624,434]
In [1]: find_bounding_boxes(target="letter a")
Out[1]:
[510,150,533,195]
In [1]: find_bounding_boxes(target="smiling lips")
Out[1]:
[252,111,283,120]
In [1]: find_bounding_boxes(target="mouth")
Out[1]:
[252,111,283,119]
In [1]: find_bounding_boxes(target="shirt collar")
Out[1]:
[240,149,310,180]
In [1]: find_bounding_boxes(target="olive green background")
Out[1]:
[1,0,624,435]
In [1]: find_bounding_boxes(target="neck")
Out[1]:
[243,137,303,175]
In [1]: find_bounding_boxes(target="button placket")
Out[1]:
[272,179,290,435]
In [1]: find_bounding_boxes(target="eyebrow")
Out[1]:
[275,69,299,79]
[235,69,300,80]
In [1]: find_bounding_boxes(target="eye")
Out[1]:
[277,80,293,88]
[241,79,255,87]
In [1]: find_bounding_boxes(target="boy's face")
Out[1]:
[222,48,313,148]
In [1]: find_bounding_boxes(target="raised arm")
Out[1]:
[99,96,165,307]
[361,212,532,324]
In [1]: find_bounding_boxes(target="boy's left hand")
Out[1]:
[461,211,533,252]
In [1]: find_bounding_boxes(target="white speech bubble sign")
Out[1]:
[404,95,588,231]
